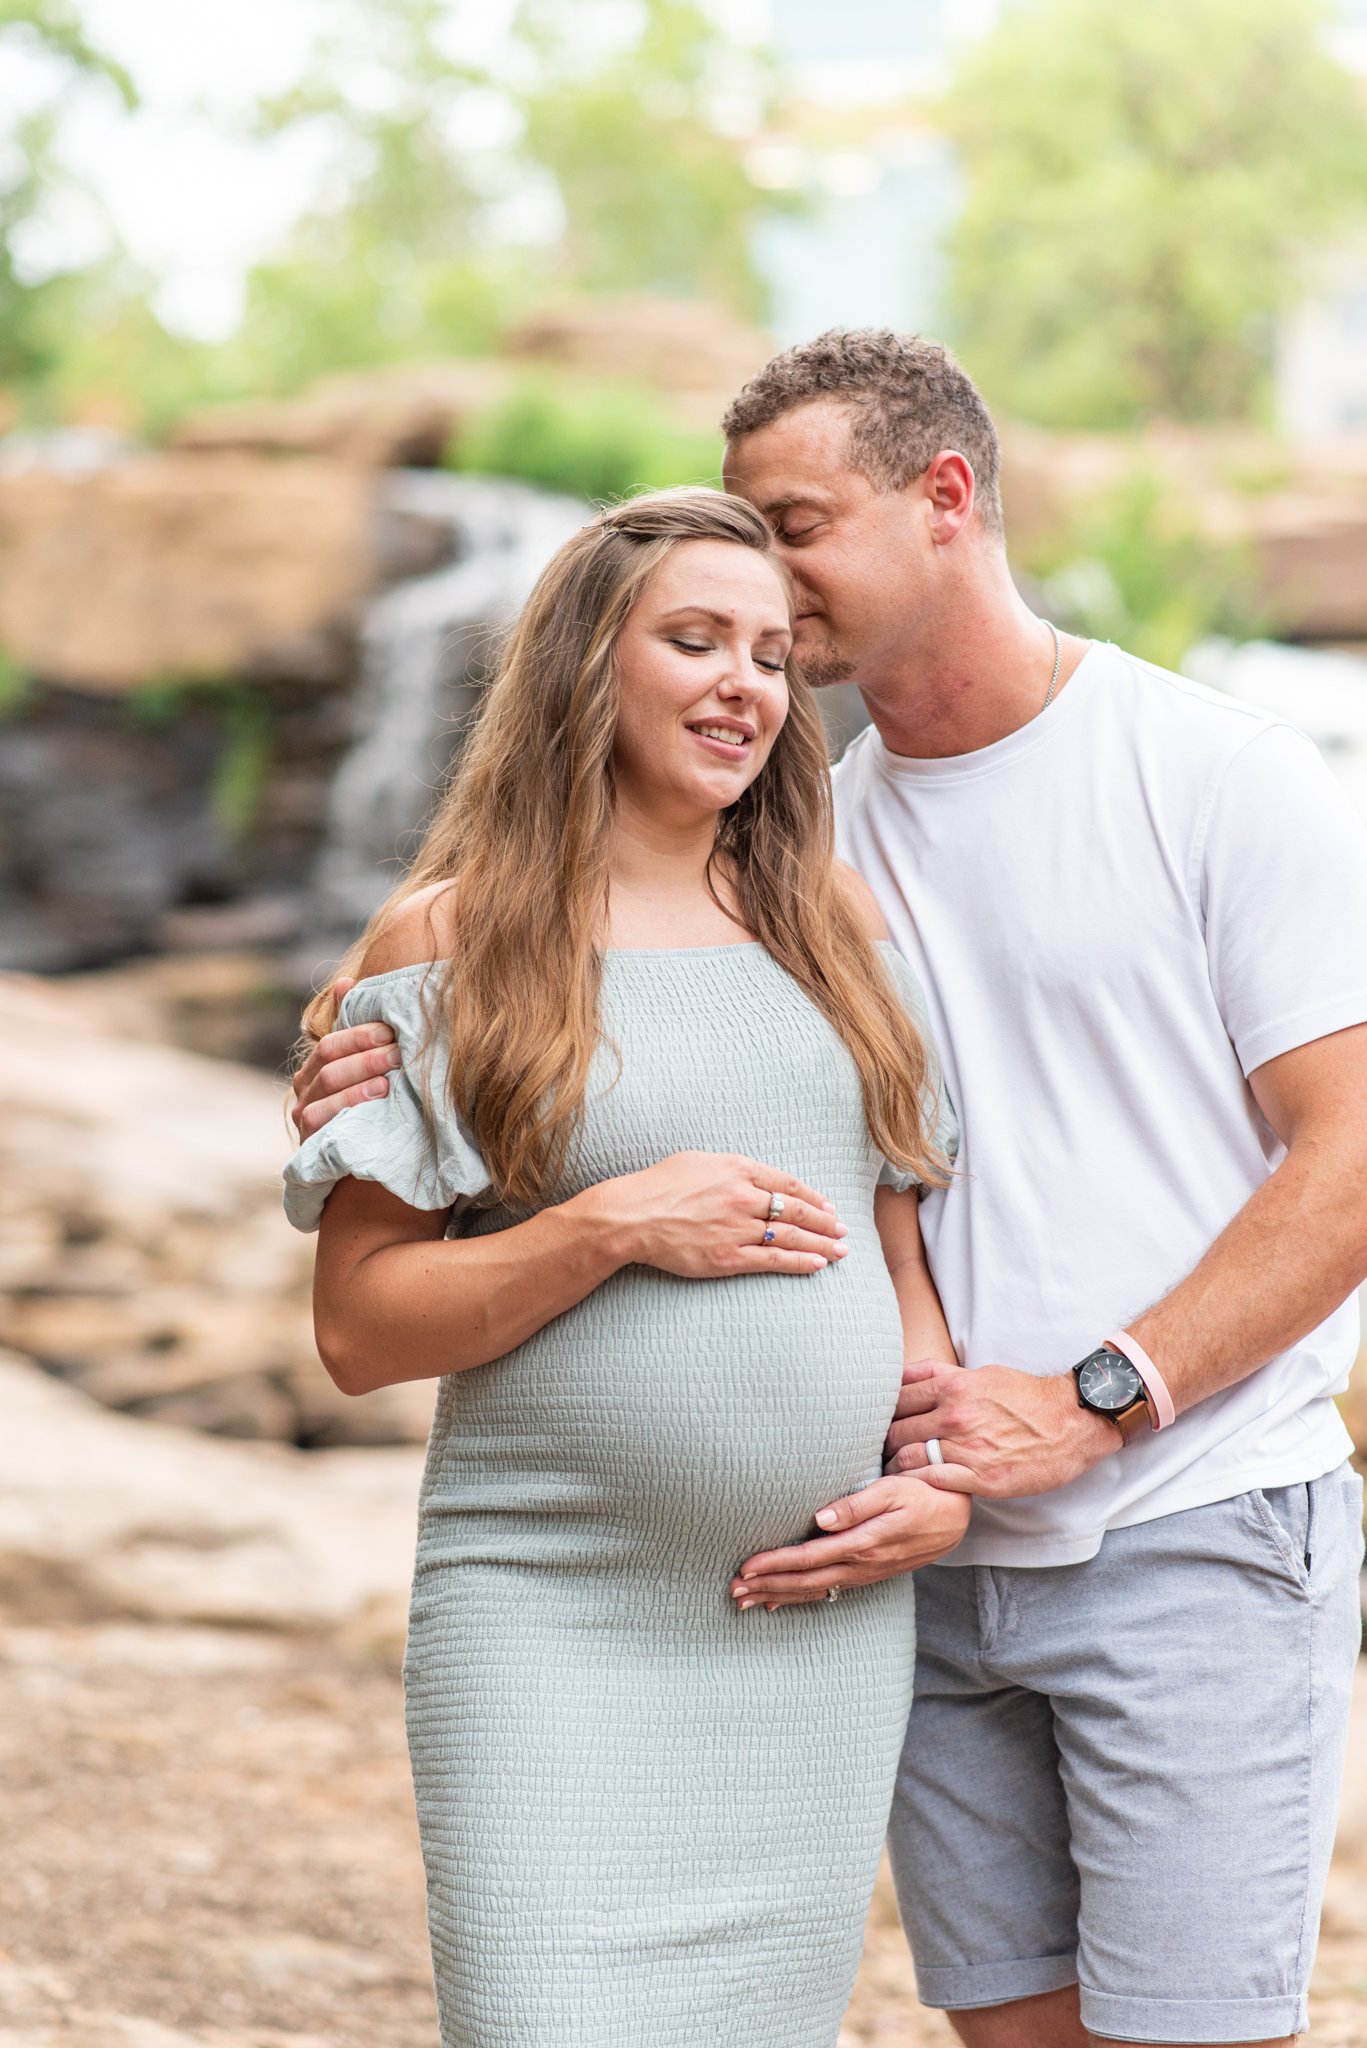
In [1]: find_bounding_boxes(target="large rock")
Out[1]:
[172,360,505,470]
[0,452,374,692]
[999,421,1367,643]
[0,1351,421,1634]
[0,971,434,1448]
[503,295,773,429]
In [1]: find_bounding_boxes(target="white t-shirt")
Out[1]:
[833,641,1367,1566]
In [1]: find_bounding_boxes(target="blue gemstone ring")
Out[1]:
[763,1228,776,1244]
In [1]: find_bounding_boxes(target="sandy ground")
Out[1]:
[2,1622,1365,2048]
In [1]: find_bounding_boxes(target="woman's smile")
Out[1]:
[686,718,756,758]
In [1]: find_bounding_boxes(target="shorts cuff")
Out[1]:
[915,1953,1078,2011]
[1081,1984,1309,2042]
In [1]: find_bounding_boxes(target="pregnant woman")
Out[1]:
[284,487,967,2047]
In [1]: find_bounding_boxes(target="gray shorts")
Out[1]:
[888,1463,1364,2044]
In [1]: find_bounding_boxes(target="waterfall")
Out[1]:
[309,474,587,939]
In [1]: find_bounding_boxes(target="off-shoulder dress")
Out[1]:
[284,940,955,2048]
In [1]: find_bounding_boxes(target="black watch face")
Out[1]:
[1077,1350,1144,1413]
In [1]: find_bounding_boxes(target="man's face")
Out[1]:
[722,399,930,689]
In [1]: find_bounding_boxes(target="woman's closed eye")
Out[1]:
[671,638,786,673]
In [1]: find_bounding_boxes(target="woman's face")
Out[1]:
[611,539,793,827]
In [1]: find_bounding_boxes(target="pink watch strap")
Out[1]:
[1107,1329,1176,1431]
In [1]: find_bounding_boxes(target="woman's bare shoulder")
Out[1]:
[357,883,460,978]
[833,862,890,941]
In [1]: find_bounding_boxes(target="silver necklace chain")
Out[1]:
[1041,619,1062,711]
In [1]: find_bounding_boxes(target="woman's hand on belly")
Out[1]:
[587,1151,849,1278]
[729,1475,971,1609]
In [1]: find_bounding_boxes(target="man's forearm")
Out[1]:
[887,1029,1367,1498]
[1126,1130,1367,1415]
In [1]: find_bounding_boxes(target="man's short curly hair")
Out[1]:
[722,329,1003,538]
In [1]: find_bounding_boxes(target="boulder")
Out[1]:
[999,421,1367,642]
[171,360,505,470]
[1239,492,1367,643]
[0,1351,421,1634]
[0,971,434,1448]
[502,295,773,429]
[0,452,373,693]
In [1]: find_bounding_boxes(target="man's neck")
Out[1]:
[859,573,1083,762]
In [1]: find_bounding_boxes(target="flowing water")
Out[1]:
[309,473,587,939]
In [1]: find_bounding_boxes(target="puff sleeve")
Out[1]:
[282,965,492,1232]
[874,942,959,1194]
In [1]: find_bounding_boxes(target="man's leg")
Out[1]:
[1040,1472,1361,2046]
[892,1468,1362,2046]
[887,1562,1083,2022]
[947,1983,1088,2047]
[952,2014,1291,2048]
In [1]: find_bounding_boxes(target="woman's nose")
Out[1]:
[717,658,764,699]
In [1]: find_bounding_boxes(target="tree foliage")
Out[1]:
[513,0,781,318]
[0,0,136,387]
[226,0,782,397]
[943,0,1367,427]
[226,0,519,392]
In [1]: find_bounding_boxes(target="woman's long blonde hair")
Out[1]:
[303,486,947,1204]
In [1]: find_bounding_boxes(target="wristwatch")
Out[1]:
[1072,1345,1153,1444]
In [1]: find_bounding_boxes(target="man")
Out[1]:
[292,331,1367,2048]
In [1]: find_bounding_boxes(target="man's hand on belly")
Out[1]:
[883,1361,1118,1498]
[730,1476,971,1609]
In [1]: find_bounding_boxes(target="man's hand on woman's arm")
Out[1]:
[291,977,401,1139]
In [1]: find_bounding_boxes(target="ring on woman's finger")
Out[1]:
[762,1228,776,1245]
[925,1437,945,1466]
[825,1587,841,1603]
[767,1191,786,1222]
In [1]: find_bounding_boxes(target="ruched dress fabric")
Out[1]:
[284,941,955,2048]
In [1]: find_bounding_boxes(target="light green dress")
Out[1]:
[285,941,954,2048]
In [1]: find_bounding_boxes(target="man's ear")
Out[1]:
[923,451,975,545]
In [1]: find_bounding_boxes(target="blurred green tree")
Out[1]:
[0,0,137,389]
[228,0,523,392]
[231,0,783,395]
[512,0,781,317]
[944,0,1367,426]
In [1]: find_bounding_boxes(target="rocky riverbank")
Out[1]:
[2,1582,1365,2045]
[3,970,1366,2041]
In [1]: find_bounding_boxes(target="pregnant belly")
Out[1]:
[420,1261,906,1572]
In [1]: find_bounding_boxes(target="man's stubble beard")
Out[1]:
[793,630,857,689]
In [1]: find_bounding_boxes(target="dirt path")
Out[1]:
[2,1621,1364,2046]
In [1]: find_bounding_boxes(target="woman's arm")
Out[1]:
[873,1183,957,1368]
[315,1175,616,1394]
[316,1151,851,1395]
[309,896,848,1394]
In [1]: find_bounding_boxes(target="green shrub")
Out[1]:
[125,675,273,843]
[1026,471,1265,673]
[0,648,32,721]
[448,375,723,503]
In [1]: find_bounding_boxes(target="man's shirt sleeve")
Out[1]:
[1199,720,1367,1077]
